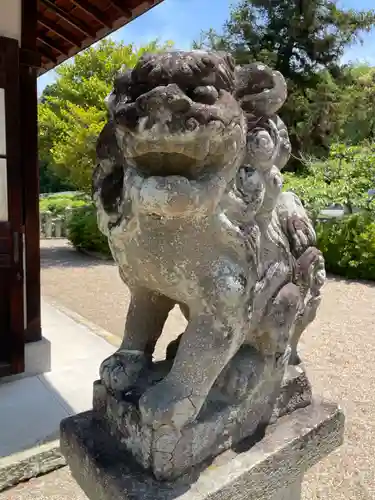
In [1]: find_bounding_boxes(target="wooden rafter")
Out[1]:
[36,0,165,74]
[69,0,112,28]
[40,0,96,39]
[37,34,68,56]
[38,15,82,47]
[108,0,132,18]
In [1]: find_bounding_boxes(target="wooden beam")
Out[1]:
[37,34,69,56]
[38,15,82,47]
[69,0,112,29]
[107,0,132,18]
[40,0,96,39]
[20,48,42,69]
[36,45,58,64]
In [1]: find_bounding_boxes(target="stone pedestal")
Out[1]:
[90,357,313,480]
[60,399,344,500]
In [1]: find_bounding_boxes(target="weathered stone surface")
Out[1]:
[60,400,344,500]
[86,49,330,478]
[91,359,312,480]
[272,363,312,420]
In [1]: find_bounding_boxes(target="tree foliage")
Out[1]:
[39,159,75,193]
[283,143,375,217]
[336,65,375,144]
[38,39,172,193]
[195,0,375,163]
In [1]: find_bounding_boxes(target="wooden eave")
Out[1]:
[36,0,163,75]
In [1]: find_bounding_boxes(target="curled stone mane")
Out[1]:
[131,51,236,90]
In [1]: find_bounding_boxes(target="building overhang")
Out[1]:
[36,0,163,75]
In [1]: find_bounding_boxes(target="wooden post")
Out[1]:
[44,212,52,238]
[54,217,63,238]
[20,0,41,343]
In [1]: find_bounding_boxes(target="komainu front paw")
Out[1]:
[139,380,203,429]
[100,349,147,392]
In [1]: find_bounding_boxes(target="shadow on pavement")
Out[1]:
[40,240,113,270]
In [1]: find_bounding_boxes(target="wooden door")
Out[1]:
[0,224,24,376]
[0,37,25,376]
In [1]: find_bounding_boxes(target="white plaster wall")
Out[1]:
[0,0,22,42]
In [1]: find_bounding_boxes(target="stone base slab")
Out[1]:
[92,353,312,480]
[92,362,312,480]
[60,399,344,500]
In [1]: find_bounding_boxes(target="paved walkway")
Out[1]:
[10,238,373,499]
[0,299,115,458]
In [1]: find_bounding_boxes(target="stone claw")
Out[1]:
[139,380,202,429]
[287,215,315,257]
[100,349,147,392]
[295,247,325,294]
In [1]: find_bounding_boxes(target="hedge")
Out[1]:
[66,204,111,257]
[316,213,375,280]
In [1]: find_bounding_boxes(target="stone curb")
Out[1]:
[0,440,66,493]
[43,298,121,349]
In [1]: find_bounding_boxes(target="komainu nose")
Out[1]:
[135,84,192,116]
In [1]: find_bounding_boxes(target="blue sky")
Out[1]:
[37,0,375,94]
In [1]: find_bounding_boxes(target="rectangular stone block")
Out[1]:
[91,361,312,480]
[60,399,344,500]
[92,376,284,480]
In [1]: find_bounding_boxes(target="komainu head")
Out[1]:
[106,50,247,178]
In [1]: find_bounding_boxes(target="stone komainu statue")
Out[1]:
[92,51,326,479]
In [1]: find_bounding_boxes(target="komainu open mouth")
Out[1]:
[132,152,202,178]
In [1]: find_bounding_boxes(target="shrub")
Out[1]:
[283,142,375,219]
[39,193,88,216]
[316,213,375,280]
[67,204,111,257]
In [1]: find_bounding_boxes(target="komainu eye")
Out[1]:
[190,86,219,105]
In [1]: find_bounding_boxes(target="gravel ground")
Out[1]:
[6,238,373,500]
[40,239,185,359]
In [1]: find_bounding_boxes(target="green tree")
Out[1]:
[39,160,75,194]
[38,39,172,193]
[336,64,375,145]
[195,1,375,162]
